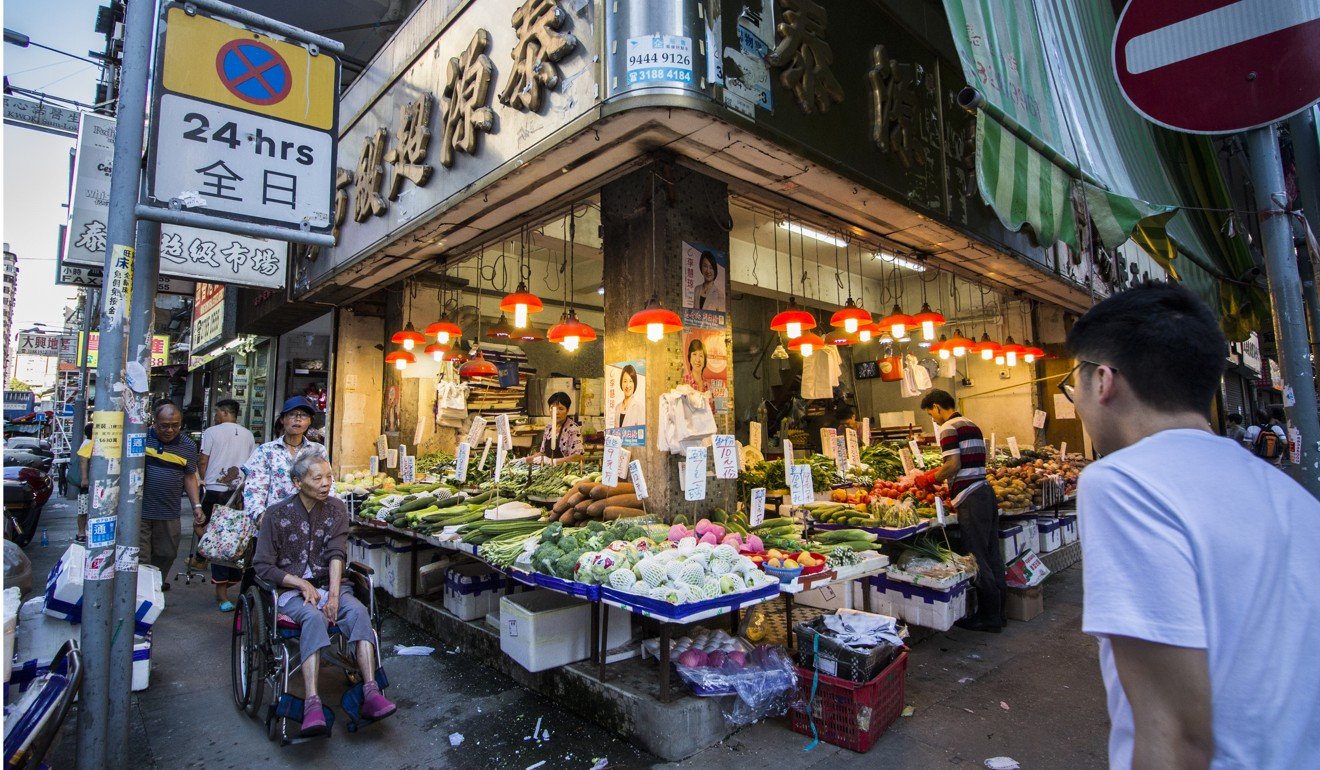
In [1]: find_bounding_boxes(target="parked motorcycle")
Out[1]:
[4,450,53,547]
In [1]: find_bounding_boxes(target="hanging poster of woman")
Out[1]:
[681,242,728,328]
[681,329,730,413]
[604,361,647,446]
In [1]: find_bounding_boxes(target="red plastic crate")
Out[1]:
[786,649,907,753]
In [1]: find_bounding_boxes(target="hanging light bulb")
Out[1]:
[913,303,946,342]
[1000,337,1024,367]
[823,327,858,347]
[974,333,1000,361]
[1024,343,1046,363]
[788,331,825,358]
[879,304,915,340]
[829,298,871,335]
[628,293,683,341]
[385,351,415,370]
[934,334,950,360]
[995,354,1006,366]
[442,347,467,364]
[547,309,597,352]
[948,329,974,358]
[486,313,514,340]
[770,298,816,340]
[500,281,544,329]
[391,323,425,352]
[425,320,462,346]
[857,322,881,344]
[424,343,448,362]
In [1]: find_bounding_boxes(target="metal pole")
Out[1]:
[69,287,98,498]
[1288,108,1320,362]
[106,216,159,764]
[1248,124,1320,499]
[76,0,155,764]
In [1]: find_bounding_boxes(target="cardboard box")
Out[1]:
[1005,586,1043,621]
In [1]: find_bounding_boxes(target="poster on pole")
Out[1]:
[680,242,728,329]
[681,328,730,413]
[604,360,646,446]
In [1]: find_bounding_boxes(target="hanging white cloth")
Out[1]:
[657,385,718,454]
[901,354,920,398]
[801,345,842,400]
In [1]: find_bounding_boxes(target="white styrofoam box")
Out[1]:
[131,634,151,692]
[1018,519,1040,556]
[793,581,867,611]
[417,557,455,596]
[3,587,19,684]
[44,546,164,634]
[443,562,504,621]
[866,573,969,632]
[361,535,389,576]
[379,538,438,598]
[10,607,76,697]
[500,590,631,672]
[1037,518,1063,553]
[998,525,1023,565]
[1061,515,1079,545]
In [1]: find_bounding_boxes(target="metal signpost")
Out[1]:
[1114,0,1320,499]
[75,1,342,766]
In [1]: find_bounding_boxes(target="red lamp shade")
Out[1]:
[423,342,448,361]
[878,304,916,339]
[547,310,597,352]
[829,298,871,334]
[459,351,499,378]
[384,350,415,370]
[787,331,826,358]
[425,320,462,344]
[946,329,975,358]
[500,282,544,328]
[932,334,950,359]
[485,314,514,339]
[912,303,945,341]
[442,347,467,363]
[628,296,683,341]
[823,327,858,347]
[999,336,1025,365]
[855,322,882,343]
[1023,342,1046,363]
[770,299,817,339]
[973,333,1001,360]
[390,323,425,351]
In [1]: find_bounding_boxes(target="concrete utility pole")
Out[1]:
[1248,124,1320,499]
[106,215,159,765]
[76,0,154,764]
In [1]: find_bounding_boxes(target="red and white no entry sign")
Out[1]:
[1114,0,1320,134]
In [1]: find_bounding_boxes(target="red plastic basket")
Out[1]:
[786,649,908,753]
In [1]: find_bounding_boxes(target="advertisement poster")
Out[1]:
[681,242,728,329]
[681,329,730,413]
[604,360,647,446]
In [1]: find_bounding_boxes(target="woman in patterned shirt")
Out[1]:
[529,391,584,464]
[242,396,328,519]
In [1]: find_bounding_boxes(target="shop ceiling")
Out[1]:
[321,105,1094,315]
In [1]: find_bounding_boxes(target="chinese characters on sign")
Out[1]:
[81,333,171,368]
[868,45,925,168]
[767,0,843,114]
[192,282,227,352]
[385,95,435,199]
[16,333,68,357]
[441,30,497,168]
[354,128,390,222]
[500,0,578,113]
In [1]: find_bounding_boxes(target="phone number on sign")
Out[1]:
[627,51,692,68]
[627,68,694,85]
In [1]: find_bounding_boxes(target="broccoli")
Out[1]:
[541,522,564,545]
[624,526,647,541]
[585,521,607,534]
[532,542,564,573]
[554,548,586,578]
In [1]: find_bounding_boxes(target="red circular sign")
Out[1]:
[215,39,292,106]
[1114,0,1320,134]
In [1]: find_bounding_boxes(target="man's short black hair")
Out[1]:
[84,422,94,439]
[1270,405,1286,423]
[834,404,856,422]
[216,399,241,416]
[1227,413,1243,425]
[153,400,180,417]
[919,389,956,410]
[1066,280,1226,417]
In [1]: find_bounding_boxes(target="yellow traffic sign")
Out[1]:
[160,6,335,131]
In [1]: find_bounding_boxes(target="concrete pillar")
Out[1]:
[601,158,733,521]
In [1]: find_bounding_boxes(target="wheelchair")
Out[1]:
[229,560,389,743]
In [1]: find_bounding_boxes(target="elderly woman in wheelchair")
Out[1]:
[251,451,397,737]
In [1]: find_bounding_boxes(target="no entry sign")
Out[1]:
[1114,0,1320,134]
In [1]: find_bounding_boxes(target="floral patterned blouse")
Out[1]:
[241,438,328,519]
[538,418,583,459]
[252,493,348,590]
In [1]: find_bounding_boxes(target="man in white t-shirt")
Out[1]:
[1062,281,1320,769]
[197,398,256,611]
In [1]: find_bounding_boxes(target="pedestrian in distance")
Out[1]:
[1244,406,1287,465]
[1062,281,1320,769]
[198,398,256,612]
[242,396,327,520]
[69,422,94,544]
[1222,413,1245,445]
[143,402,203,589]
[917,389,1005,633]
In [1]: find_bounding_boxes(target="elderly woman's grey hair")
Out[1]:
[289,449,331,482]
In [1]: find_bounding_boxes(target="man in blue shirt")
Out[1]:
[142,402,202,585]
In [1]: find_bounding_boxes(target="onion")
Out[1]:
[677,649,707,668]
[706,651,727,668]
[726,651,747,668]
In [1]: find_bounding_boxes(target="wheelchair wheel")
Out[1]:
[230,595,251,711]
[241,587,269,718]
[266,647,290,742]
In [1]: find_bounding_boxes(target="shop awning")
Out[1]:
[943,0,1267,337]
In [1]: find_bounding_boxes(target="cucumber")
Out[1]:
[465,490,495,505]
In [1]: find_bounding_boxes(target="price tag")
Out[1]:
[1291,426,1302,465]
[454,442,471,482]
[1059,441,1067,459]
[750,488,766,527]
[466,416,487,447]
[386,448,398,469]
[619,449,632,479]
[834,435,848,474]
[479,437,493,469]
[496,414,513,450]
[713,435,738,479]
[989,433,997,458]
[397,444,408,462]
[899,447,915,475]
[601,434,624,487]
[788,464,813,505]
[400,455,415,483]
[1033,409,1048,429]
[749,421,762,451]
[820,428,838,458]
[368,455,379,475]
[494,442,508,482]
[783,439,794,463]
[909,440,926,469]
[935,497,946,526]
[685,446,708,501]
[846,428,860,467]
[375,434,387,458]
[1007,436,1021,459]
[629,460,649,499]
[861,417,871,446]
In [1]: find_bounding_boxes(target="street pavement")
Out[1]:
[25,493,1109,769]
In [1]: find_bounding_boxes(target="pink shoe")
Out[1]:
[301,696,328,736]
[361,682,396,720]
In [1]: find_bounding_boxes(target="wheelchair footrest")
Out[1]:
[272,693,335,735]
[340,667,390,729]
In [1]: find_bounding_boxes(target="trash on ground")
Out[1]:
[448,732,464,747]
[901,705,915,717]
[984,758,1020,770]
[393,644,435,656]
[999,701,1010,710]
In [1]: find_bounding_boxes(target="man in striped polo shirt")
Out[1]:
[918,389,1005,632]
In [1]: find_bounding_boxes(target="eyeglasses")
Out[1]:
[1058,361,1117,403]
